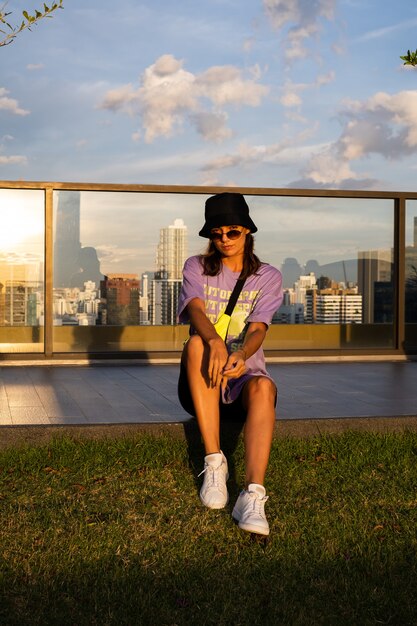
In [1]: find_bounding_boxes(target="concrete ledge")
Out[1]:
[0,355,416,367]
[1,416,417,450]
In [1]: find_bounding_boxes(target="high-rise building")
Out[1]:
[150,219,188,324]
[54,191,102,289]
[139,273,150,324]
[0,262,43,326]
[405,216,417,322]
[149,270,182,325]
[4,281,42,326]
[306,290,363,324]
[156,218,187,280]
[100,274,140,326]
[358,249,393,323]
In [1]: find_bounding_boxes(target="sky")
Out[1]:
[1,0,417,191]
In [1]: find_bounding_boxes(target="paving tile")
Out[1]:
[111,405,152,420]
[0,404,12,425]
[5,384,43,407]
[10,406,50,425]
[48,415,89,425]
[74,398,122,423]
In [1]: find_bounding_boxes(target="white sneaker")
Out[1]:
[198,451,229,509]
[232,483,270,536]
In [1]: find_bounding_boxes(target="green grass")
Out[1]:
[1,430,417,626]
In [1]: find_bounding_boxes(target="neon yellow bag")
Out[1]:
[214,312,231,341]
[213,275,245,341]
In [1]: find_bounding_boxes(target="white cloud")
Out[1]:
[340,90,417,158]
[201,128,320,176]
[243,37,256,52]
[302,89,417,186]
[196,65,268,107]
[280,90,303,107]
[27,63,44,71]
[99,83,138,115]
[191,111,232,142]
[0,155,28,164]
[0,88,30,116]
[263,0,335,28]
[316,70,335,86]
[263,0,336,61]
[98,54,269,143]
[304,148,356,184]
[280,80,308,108]
[280,72,335,110]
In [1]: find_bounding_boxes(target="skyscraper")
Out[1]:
[156,218,187,280]
[358,249,393,323]
[100,274,140,326]
[150,218,188,324]
[149,270,183,325]
[54,191,102,289]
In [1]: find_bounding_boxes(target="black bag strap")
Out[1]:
[224,273,246,316]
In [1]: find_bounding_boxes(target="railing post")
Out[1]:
[394,196,406,352]
[44,186,53,357]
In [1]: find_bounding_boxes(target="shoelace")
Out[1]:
[246,492,269,517]
[198,463,223,487]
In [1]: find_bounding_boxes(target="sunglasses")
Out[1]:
[209,229,243,241]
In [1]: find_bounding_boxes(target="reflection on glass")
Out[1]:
[52,191,195,334]
[247,196,394,330]
[52,191,203,352]
[405,201,417,332]
[0,189,44,353]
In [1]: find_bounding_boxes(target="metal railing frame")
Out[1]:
[1,180,417,361]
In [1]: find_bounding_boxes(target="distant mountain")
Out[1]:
[280,257,358,288]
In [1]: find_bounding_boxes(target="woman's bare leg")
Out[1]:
[183,335,222,454]
[242,376,276,486]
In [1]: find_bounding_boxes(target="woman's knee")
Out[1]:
[244,376,276,404]
[183,334,205,365]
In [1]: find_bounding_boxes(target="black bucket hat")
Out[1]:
[199,192,257,238]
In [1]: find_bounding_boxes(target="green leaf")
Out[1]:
[22,11,29,21]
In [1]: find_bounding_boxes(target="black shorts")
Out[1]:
[177,362,247,422]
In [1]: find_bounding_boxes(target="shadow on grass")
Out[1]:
[2,548,417,626]
[182,417,245,503]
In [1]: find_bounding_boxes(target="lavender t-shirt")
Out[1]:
[178,255,283,403]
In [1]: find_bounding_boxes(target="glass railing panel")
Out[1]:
[0,189,44,353]
[247,195,395,349]
[405,200,417,349]
[52,190,395,353]
[52,190,209,352]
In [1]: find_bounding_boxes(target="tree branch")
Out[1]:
[0,1,64,47]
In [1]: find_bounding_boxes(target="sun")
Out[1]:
[0,189,44,251]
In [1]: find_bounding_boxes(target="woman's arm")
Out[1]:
[221,321,267,384]
[187,297,229,388]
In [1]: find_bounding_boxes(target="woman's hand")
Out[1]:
[207,336,229,388]
[221,349,247,390]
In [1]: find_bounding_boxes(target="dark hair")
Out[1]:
[199,233,262,279]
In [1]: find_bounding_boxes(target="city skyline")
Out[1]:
[1,189,415,273]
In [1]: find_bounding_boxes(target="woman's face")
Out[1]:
[209,225,250,259]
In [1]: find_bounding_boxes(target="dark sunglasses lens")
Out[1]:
[210,229,242,241]
[227,230,242,240]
